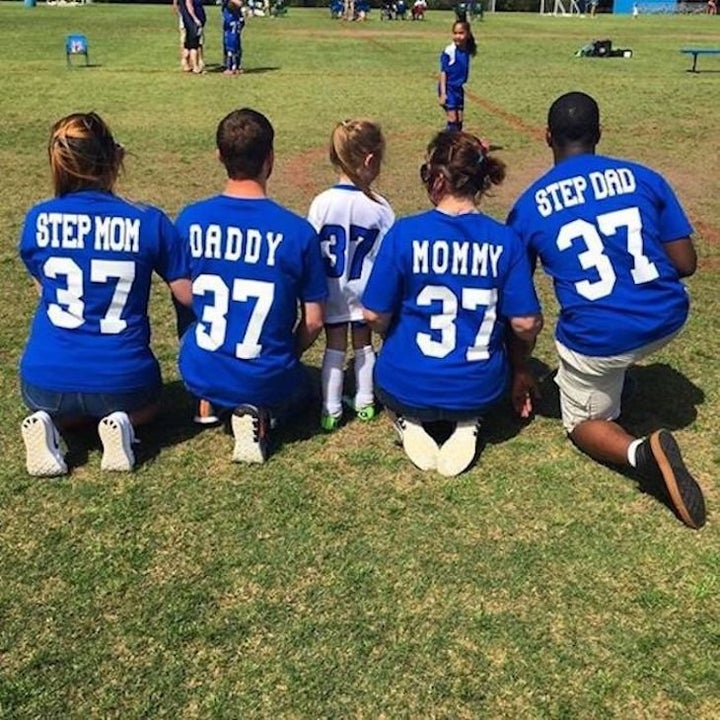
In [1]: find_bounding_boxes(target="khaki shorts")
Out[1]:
[555,330,681,433]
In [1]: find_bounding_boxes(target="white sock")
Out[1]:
[627,438,643,467]
[354,345,376,409]
[321,348,345,416]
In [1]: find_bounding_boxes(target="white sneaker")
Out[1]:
[231,405,270,464]
[98,411,136,471]
[394,416,439,471]
[21,411,67,477]
[437,419,480,477]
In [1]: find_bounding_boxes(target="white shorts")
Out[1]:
[555,330,681,433]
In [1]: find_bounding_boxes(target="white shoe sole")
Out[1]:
[231,413,267,464]
[437,421,478,477]
[98,414,135,472]
[400,419,439,471]
[21,412,67,477]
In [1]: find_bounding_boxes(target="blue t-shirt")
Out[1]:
[222,1,245,33]
[440,43,470,90]
[507,153,692,357]
[19,190,187,393]
[176,195,328,409]
[362,209,540,411]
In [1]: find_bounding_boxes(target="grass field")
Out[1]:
[1,3,719,717]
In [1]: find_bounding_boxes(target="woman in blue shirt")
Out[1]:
[19,112,191,476]
[363,130,543,476]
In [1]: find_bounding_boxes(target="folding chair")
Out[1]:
[66,34,89,67]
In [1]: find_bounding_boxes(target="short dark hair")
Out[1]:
[547,91,600,148]
[216,108,274,180]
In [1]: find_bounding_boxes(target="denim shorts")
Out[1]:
[21,380,162,420]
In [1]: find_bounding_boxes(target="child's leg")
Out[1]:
[351,323,375,413]
[445,108,461,132]
[321,324,348,421]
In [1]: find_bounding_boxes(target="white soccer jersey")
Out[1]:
[307,184,395,323]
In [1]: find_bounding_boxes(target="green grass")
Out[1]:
[1,4,719,718]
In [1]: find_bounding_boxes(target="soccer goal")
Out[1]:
[539,0,584,14]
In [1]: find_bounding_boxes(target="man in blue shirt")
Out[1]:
[508,91,706,529]
[176,108,327,463]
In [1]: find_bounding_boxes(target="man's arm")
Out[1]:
[663,237,696,278]
[296,301,325,355]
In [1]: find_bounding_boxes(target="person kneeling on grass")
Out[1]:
[19,112,192,476]
[507,91,707,529]
[175,108,327,464]
[362,130,543,477]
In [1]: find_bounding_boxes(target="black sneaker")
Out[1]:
[231,405,270,464]
[635,430,706,529]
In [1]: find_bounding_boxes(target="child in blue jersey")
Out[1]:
[307,119,395,432]
[222,0,245,75]
[508,91,706,529]
[18,112,192,477]
[438,20,477,133]
[176,108,327,464]
[363,131,543,476]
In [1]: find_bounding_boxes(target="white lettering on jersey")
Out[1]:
[534,176,588,217]
[412,240,504,277]
[589,168,636,200]
[534,169,636,216]
[36,212,93,250]
[94,217,140,253]
[189,224,284,266]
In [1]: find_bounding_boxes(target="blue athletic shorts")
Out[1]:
[443,86,465,111]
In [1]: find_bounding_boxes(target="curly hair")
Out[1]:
[420,130,504,204]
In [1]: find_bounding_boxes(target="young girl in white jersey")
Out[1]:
[307,119,395,431]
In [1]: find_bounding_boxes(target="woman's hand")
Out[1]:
[511,368,539,419]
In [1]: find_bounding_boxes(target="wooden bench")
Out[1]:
[680,48,720,73]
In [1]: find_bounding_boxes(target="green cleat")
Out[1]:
[342,396,377,422]
[320,412,342,432]
[356,404,377,422]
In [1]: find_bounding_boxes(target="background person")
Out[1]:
[307,119,395,432]
[172,0,190,71]
[179,0,206,74]
[507,91,707,529]
[438,20,477,133]
[363,131,543,477]
[19,112,191,476]
[175,108,327,464]
[222,0,246,75]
